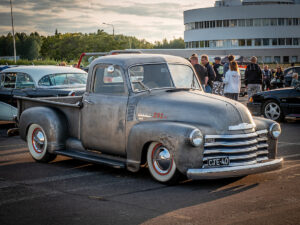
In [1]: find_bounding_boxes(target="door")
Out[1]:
[0,72,16,106]
[81,64,128,156]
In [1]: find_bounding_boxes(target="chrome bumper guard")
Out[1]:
[186,158,283,180]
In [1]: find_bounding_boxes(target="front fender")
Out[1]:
[126,121,204,174]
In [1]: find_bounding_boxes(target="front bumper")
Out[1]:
[186,158,283,180]
[247,102,262,116]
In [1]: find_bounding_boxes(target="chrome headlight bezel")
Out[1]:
[269,123,281,139]
[189,129,204,147]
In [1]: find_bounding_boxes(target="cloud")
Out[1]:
[0,0,215,41]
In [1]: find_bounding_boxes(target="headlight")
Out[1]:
[189,129,203,147]
[269,123,281,139]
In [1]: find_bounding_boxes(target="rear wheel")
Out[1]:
[27,124,56,162]
[263,100,284,122]
[147,142,181,184]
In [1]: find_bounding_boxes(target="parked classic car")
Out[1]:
[247,85,300,121]
[17,54,283,184]
[0,66,87,121]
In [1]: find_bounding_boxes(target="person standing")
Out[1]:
[262,65,271,91]
[223,55,235,76]
[274,66,284,88]
[291,73,299,87]
[245,56,263,99]
[201,54,216,93]
[189,54,208,90]
[212,56,224,95]
[223,61,241,101]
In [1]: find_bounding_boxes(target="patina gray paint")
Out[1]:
[17,54,283,180]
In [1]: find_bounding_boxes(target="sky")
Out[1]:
[0,0,215,42]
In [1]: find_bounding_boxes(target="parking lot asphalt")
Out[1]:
[0,118,299,225]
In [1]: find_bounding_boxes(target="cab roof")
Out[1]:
[90,54,190,69]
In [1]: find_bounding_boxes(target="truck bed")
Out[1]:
[17,96,83,139]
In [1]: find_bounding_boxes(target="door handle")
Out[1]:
[84,99,95,105]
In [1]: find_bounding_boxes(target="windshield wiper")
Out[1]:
[165,87,192,92]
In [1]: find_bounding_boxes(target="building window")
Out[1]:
[264,56,272,63]
[253,19,261,26]
[210,40,216,48]
[204,21,209,28]
[293,38,299,45]
[283,56,289,63]
[210,21,216,28]
[255,39,261,46]
[223,20,229,27]
[200,41,205,48]
[293,18,299,26]
[278,18,285,26]
[230,19,237,27]
[270,18,277,26]
[195,22,199,29]
[263,38,270,46]
[278,38,285,45]
[287,18,293,26]
[274,56,281,63]
[199,21,204,29]
[185,42,188,48]
[205,41,210,48]
[245,19,253,26]
[238,19,245,27]
[190,23,195,30]
[239,39,246,46]
[216,40,224,48]
[291,56,298,63]
[286,38,292,45]
[231,39,238,47]
[246,39,252,46]
[216,20,223,27]
[262,18,270,26]
[272,38,278,46]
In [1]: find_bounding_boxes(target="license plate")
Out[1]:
[207,157,230,167]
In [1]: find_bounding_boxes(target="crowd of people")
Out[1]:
[189,54,299,101]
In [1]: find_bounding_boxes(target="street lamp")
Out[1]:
[102,22,115,36]
[9,0,16,63]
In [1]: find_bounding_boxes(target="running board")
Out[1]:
[55,150,126,169]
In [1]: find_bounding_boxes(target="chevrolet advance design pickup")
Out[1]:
[17,54,283,184]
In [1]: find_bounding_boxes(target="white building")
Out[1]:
[184,0,300,63]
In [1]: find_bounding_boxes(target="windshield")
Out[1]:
[129,64,200,92]
[38,73,87,87]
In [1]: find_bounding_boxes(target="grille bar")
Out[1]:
[203,130,269,168]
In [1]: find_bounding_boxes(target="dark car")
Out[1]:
[0,66,87,121]
[247,85,300,121]
[284,66,300,86]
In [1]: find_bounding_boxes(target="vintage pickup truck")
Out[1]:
[17,54,283,184]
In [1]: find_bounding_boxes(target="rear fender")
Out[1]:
[19,106,68,153]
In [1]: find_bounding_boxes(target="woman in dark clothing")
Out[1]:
[274,66,284,89]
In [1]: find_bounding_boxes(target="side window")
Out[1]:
[38,75,51,86]
[93,65,125,94]
[3,73,17,89]
[16,73,35,89]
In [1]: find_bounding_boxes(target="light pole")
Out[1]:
[102,22,115,36]
[10,0,16,63]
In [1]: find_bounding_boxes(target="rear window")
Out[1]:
[38,73,87,86]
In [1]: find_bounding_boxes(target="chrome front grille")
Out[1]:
[203,129,269,168]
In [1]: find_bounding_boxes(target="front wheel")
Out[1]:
[147,142,181,184]
[263,100,284,122]
[27,124,57,162]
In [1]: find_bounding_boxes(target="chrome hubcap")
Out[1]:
[32,129,45,153]
[265,103,280,120]
[152,146,172,175]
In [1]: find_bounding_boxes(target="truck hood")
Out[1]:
[135,90,254,134]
